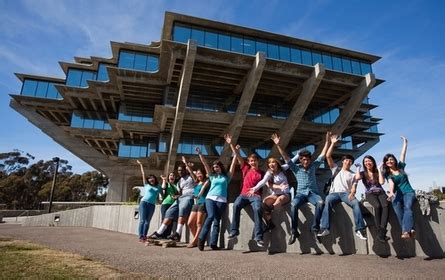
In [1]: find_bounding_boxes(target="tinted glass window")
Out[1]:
[312,51,322,66]
[80,71,96,87]
[342,58,352,73]
[256,40,267,54]
[134,54,147,71]
[279,46,290,61]
[205,31,218,48]
[360,62,372,74]
[46,83,59,99]
[118,51,134,69]
[322,53,333,69]
[147,56,159,71]
[173,25,190,43]
[97,64,109,81]
[22,80,37,96]
[231,36,243,53]
[218,34,230,51]
[351,60,361,75]
[332,56,342,71]
[35,81,49,97]
[243,38,256,55]
[290,48,302,63]
[267,43,279,59]
[66,69,82,86]
[301,49,312,65]
[191,28,205,46]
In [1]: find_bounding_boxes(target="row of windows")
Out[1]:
[366,125,379,133]
[172,24,372,76]
[21,79,62,99]
[71,112,111,130]
[311,108,340,124]
[118,140,157,158]
[66,69,97,87]
[118,104,153,123]
[118,50,159,72]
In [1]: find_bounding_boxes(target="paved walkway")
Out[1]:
[0,223,444,279]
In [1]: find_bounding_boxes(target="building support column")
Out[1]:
[269,63,325,157]
[313,73,376,156]
[165,40,197,173]
[220,52,266,165]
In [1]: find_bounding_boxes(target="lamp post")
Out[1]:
[48,157,60,213]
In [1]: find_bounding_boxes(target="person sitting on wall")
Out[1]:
[355,155,390,242]
[271,132,330,245]
[149,157,197,241]
[383,136,416,240]
[135,160,161,243]
[318,133,367,240]
[249,157,291,233]
[225,134,266,248]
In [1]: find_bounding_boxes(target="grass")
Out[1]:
[0,236,152,279]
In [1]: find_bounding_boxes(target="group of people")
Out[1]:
[135,132,417,251]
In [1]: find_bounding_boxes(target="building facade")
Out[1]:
[9,12,383,201]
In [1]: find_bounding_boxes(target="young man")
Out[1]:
[318,133,367,240]
[225,134,265,247]
[149,157,196,241]
[272,132,330,245]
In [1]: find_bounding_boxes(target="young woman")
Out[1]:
[159,172,179,238]
[383,136,416,240]
[187,166,210,248]
[196,146,237,251]
[249,157,290,232]
[136,160,160,242]
[355,155,389,242]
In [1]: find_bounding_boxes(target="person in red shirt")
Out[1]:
[225,134,265,247]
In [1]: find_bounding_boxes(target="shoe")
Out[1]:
[168,232,181,241]
[210,245,220,250]
[256,239,265,247]
[377,228,389,243]
[410,229,416,238]
[139,236,146,242]
[288,231,299,245]
[148,232,161,239]
[198,239,205,251]
[401,232,410,239]
[317,229,330,237]
[228,233,238,240]
[355,230,367,240]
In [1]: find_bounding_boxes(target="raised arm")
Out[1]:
[354,163,362,181]
[378,163,385,185]
[271,133,290,162]
[225,134,244,166]
[326,133,340,169]
[136,160,147,185]
[318,131,331,158]
[197,179,210,198]
[196,147,212,176]
[228,148,238,180]
[400,136,408,163]
[182,155,197,181]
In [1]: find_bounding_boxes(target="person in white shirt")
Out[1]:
[318,133,367,240]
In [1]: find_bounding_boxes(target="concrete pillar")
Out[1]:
[165,40,197,173]
[220,52,266,165]
[269,63,325,157]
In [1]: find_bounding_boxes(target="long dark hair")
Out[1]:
[362,155,378,182]
[212,160,227,176]
[146,174,159,186]
[382,153,402,178]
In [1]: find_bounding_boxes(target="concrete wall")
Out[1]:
[22,201,445,258]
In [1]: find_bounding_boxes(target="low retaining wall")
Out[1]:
[22,201,445,258]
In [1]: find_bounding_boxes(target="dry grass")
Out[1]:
[0,236,153,279]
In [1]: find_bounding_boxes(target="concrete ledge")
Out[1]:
[22,201,445,258]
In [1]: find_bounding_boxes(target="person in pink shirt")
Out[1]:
[225,134,265,247]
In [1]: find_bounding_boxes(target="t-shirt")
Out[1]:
[141,184,161,204]
[179,175,195,197]
[240,162,264,196]
[251,170,290,195]
[386,162,414,194]
[329,165,356,193]
[162,182,177,205]
[193,181,208,205]
[207,174,230,202]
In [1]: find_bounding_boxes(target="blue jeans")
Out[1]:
[230,195,263,241]
[291,192,324,233]
[160,203,174,237]
[138,201,155,238]
[199,199,227,246]
[392,191,416,233]
[321,192,365,231]
[165,195,194,220]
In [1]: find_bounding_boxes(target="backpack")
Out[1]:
[323,167,341,195]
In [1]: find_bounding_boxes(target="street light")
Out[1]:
[48,157,60,213]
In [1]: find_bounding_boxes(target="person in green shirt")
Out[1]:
[383,136,416,240]
[160,172,179,238]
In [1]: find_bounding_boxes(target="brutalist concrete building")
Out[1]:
[9,12,383,201]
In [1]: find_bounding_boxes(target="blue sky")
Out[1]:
[1,0,444,191]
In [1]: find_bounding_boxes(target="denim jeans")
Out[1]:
[138,201,155,238]
[230,195,263,241]
[392,191,416,232]
[291,192,324,233]
[165,195,194,220]
[321,192,366,231]
[160,203,174,237]
[199,199,227,246]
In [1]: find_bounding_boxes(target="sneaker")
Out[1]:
[256,239,265,248]
[198,239,205,251]
[148,232,161,239]
[401,232,410,240]
[288,231,299,245]
[168,232,181,242]
[210,245,220,250]
[355,230,367,240]
[228,233,239,240]
[317,229,330,237]
[410,229,416,238]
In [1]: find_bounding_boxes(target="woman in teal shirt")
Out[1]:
[136,160,160,242]
[383,136,416,240]
[196,147,237,251]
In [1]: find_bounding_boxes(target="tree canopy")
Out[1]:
[0,151,108,209]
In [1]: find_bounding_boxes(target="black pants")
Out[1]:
[366,191,389,229]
